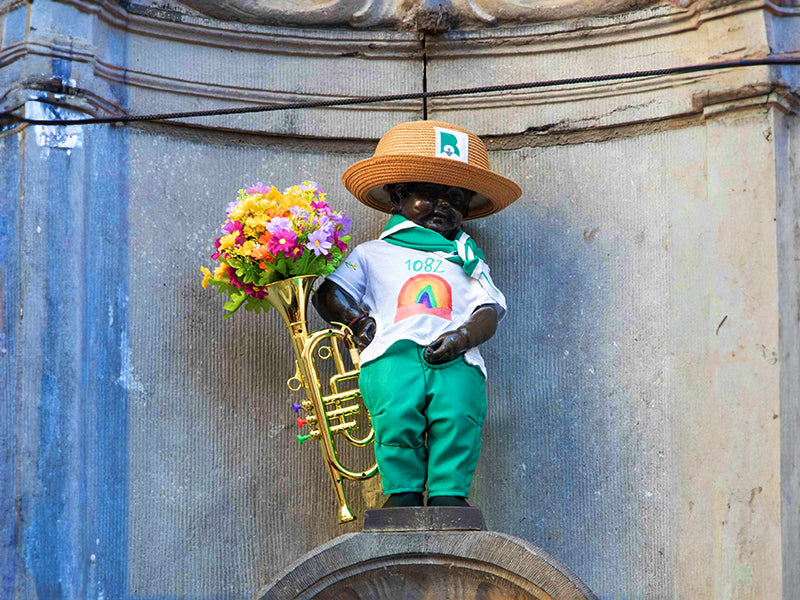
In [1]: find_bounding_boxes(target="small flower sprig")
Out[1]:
[200,181,351,318]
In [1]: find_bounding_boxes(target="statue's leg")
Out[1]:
[358,340,428,495]
[424,357,487,499]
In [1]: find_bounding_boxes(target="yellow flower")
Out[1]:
[218,232,237,250]
[214,263,228,276]
[240,240,255,255]
[200,266,213,288]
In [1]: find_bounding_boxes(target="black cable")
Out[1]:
[3,57,799,127]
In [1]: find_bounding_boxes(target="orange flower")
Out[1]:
[250,246,269,260]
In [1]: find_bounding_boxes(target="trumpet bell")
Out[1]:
[263,275,317,340]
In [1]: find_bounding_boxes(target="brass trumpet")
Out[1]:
[264,275,377,523]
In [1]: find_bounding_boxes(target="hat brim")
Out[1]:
[342,155,521,220]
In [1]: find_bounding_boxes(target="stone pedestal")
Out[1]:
[257,508,597,600]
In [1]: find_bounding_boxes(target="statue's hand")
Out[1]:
[351,316,376,351]
[423,328,470,365]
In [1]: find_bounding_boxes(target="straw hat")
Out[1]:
[342,120,521,220]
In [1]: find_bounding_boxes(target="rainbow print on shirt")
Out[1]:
[395,274,453,322]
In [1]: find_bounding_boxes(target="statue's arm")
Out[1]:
[312,279,376,349]
[423,303,500,365]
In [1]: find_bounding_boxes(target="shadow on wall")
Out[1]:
[470,200,642,591]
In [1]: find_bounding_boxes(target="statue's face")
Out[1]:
[389,183,473,240]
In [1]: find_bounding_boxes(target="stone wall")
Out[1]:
[1,0,799,598]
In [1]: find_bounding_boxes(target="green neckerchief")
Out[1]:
[379,214,484,276]
[378,215,505,308]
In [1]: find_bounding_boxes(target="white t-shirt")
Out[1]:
[325,239,506,376]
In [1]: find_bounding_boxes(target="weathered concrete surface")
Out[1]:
[474,112,785,598]
[2,0,799,599]
[774,102,800,596]
[0,121,130,600]
[257,529,598,600]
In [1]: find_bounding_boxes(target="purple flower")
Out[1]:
[289,206,309,220]
[315,215,334,234]
[331,212,352,234]
[266,216,292,234]
[225,201,239,215]
[301,180,322,193]
[306,228,333,256]
[246,182,270,194]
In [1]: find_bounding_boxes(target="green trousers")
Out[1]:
[359,340,487,497]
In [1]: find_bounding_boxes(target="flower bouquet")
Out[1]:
[200,181,351,318]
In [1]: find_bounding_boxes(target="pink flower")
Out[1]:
[267,229,297,254]
[311,200,331,214]
[246,182,270,194]
[333,231,347,253]
[228,269,243,289]
[222,220,242,234]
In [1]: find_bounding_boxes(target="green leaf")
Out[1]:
[243,298,270,314]
[222,291,247,319]
[275,257,290,277]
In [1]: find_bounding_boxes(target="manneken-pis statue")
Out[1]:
[313,120,521,508]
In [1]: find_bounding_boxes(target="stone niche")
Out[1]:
[2,1,799,599]
[257,508,598,600]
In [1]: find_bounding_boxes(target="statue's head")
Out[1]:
[385,182,475,240]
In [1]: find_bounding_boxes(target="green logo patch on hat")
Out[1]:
[434,127,469,163]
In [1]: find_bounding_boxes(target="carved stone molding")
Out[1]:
[134,0,800,29]
[257,529,598,599]
[144,0,672,29]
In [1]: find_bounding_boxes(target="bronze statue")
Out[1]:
[313,120,521,508]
